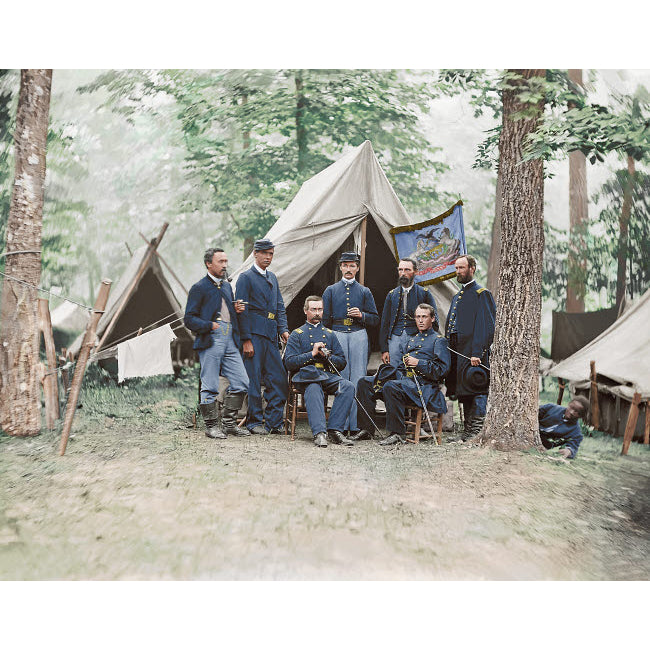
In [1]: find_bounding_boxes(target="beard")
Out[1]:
[399,275,413,287]
[309,315,322,324]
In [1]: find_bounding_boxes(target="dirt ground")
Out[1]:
[1,373,649,580]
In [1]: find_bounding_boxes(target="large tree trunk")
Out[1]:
[479,69,545,452]
[295,71,307,178]
[566,69,588,313]
[616,155,636,312]
[486,168,503,295]
[0,69,52,437]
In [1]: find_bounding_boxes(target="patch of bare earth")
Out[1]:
[1,394,648,580]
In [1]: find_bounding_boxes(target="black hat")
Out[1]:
[372,363,400,394]
[253,238,275,251]
[339,251,360,263]
[463,365,490,392]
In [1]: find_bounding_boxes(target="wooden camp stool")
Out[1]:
[285,373,329,441]
[405,405,443,445]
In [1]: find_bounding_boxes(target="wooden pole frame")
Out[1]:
[644,402,650,446]
[138,231,189,296]
[38,298,60,429]
[59,280,112,456]
[557,378,565,405]
[589,360,600,429]
[621,392,642,455]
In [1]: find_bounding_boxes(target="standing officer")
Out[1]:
[379,257,439,368]
[445,254,496,441]
[235,238,290,435]
[184,248,250,439]
[284,296,355,448]
[322,251,379,438]
[356,303,450,445]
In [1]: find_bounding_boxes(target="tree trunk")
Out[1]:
[295,71,307,178]
[479,69,546,452]
[566,69,587,313]
[487,167,503,295]
[0,69,52,437]
[616,155,635,312]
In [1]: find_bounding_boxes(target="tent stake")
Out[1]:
[59,280,111,456]
[621,392,641,455]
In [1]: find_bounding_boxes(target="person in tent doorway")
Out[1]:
[322,251,379,439]
[284,296,355,448]
[235,238,290,435]
[184,248,250,439]
[445,254,496,441]
[538,395,590,459]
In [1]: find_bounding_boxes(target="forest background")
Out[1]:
[1,68,649,349]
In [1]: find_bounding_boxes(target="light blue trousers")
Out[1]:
[333,328,368,432]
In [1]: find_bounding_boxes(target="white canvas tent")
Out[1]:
[68,243,194,365]
[231,140,457,347]
[550,287,650,438]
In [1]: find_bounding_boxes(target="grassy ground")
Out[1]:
[1,369,648,580]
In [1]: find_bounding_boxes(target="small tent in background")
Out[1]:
[549,287,650,440]
[230,140,457,352]
[50,300,89,350]
[68,241,194,372]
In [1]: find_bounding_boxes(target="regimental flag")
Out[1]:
[389,201,466,285]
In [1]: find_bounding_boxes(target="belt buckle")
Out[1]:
[268,312,275,320]
[406,370,414,378]
[314,363,324,369]
[343,317,353,326]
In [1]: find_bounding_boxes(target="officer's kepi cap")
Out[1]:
[253,238,275,251]
[339,251,360,263]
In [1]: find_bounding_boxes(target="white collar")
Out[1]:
[254,263,268,277]
[308,321,322,328]
[342,278,356,286]
[461,279,476,288]
[207,271,223,285]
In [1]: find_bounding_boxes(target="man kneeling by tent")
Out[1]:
[538,395,590,459]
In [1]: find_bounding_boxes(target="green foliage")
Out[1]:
[542,221,568,309]
[0,69,17,272]
[80,69,454,248]
[586,167,650,301]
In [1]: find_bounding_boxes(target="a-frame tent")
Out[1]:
[69,236,194,368]
[549,287,650,440]
[231,140,457,351]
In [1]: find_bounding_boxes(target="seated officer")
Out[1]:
[356,303,451,446]
[538,395,589,459]
[284,296,355,448]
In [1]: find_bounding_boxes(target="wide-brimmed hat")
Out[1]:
[372,363,400,393]
[253,238,275,251]
[463,365,490,391]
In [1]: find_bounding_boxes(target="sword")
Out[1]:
[402,354,440,445]
[322,353,382,436]
[447,346,490,371]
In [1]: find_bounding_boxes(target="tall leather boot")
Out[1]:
[199,401,226,439]
[471,415,486,438]
[222,392,251,436]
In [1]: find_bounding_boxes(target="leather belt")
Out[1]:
[250,307,276,320]
[333,318,354,326]
[314,363,325,369]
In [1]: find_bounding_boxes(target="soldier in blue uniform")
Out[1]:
[538,396,589,459]
[184,248,250,439]
[379,257,440,368]
[235,238,290,435]
[445,254,496,441]
[356,303,451,445]
[322,251,379,438]
[284,296,355,447]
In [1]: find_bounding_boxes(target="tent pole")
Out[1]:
[644,403,649,445]
[359,216,368,286]
[589,360,600,429]
[139,231,189,296]
[95,222,169,353]
[621,392,641,455]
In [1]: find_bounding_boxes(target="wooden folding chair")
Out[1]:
[405,405,443,445]
[284,373,329,441]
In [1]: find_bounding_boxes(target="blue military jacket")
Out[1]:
[184,275,241,351]
[390,328,451,413]
[445,280,496,396]
[538,403,583,458]
[284,322,347,385]
[379,283,439,352]
[235,267,289,342]
[322,280,379,333]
